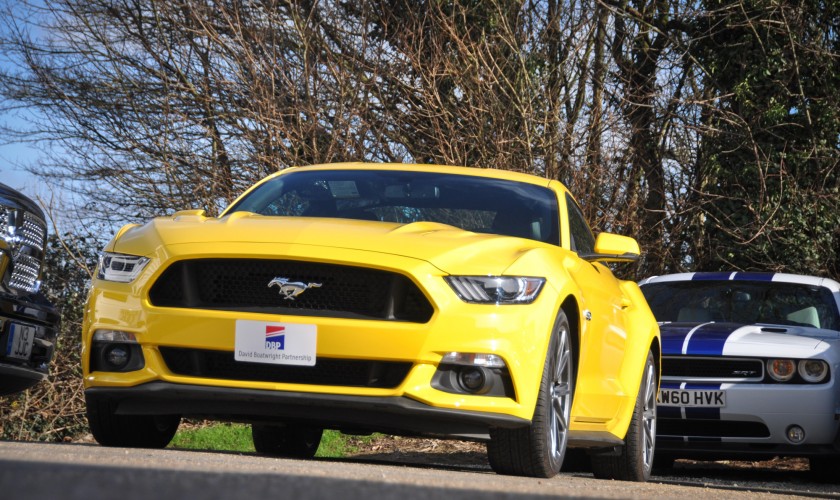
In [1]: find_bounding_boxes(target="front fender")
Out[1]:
[608,280,660,438]
[568,274,659,441]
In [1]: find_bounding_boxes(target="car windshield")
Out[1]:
[226,169,560,245]
[641,280,840,331]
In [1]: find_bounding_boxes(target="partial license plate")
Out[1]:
[234,320,316,366]
[6,323,36,360]
[658,389,726,408]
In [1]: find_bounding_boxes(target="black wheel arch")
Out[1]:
[559,295,581,378]
[649,337,661,384]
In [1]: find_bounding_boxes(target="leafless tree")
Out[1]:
[5,0,831,279]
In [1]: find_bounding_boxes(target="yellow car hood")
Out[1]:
[110,211,546,275]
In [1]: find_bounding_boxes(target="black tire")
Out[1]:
[591,350,657,482]
[85,393,180,448]
[487,310,574,478]
[252,424,323,458]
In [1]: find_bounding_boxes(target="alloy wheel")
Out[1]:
[549,325,573,462]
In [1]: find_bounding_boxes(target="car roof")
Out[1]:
[639,272,840,293]
[269,162,558,189]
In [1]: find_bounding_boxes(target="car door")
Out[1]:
[563,194,629,402]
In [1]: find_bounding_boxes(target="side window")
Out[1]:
[566,194,596,255]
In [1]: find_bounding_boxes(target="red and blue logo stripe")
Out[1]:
[265,326,285,350]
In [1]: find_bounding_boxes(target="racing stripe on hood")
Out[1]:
[661,324,697,355]
[690,271,775,281]
[691,272,734,281]
[683,323,741,356]
[732,272,774,281]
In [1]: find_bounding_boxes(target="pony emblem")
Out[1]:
[268,277,322,300]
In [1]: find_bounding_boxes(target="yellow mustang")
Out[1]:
[82,163,660,480]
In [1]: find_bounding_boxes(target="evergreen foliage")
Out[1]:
[693,0,840,274]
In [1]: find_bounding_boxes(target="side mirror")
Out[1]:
[585,233,640,263]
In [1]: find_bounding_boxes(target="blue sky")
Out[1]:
[0,0,51,201]
[0,103,75,228]
[0,140,42,198]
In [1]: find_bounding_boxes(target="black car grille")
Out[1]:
[0,207,47,294]
[160,347,412,388]
[148,259,434,323]
[658,418,770,438]
[662,357,764,380]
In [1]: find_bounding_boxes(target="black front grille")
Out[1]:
[160,347,412,388]
[662,357,763,379]
[148,259,434,323]
[658,418,770,438]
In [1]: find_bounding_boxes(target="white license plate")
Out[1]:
[658,389,726,408]
[6,323,36,360]
[234,320,316,366]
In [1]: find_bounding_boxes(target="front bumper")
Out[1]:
[0,291,59,395]
[85,382,529,440]
[657,379,840,458]
[82,249,562,429]
[83,302,551,422]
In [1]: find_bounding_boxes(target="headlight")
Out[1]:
[441,352,506,368]
[767,359,796,382]
[798,359,829,383]
[96,252,150,283]
[445,276,545,304]
[92,330,138,343]
[0,205,14,245]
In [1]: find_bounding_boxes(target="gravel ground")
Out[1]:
[69,430,840,496]
[348,436,840,497]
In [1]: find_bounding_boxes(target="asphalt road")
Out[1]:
[1,440,838,499]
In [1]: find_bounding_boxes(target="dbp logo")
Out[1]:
[265,325,285,350]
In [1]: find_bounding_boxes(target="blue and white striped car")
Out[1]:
[639,272,840,475]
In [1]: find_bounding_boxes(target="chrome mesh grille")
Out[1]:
[0,206,9,232]
[1,206,47,294]
[21,212,46,253]
[9,253,41,292]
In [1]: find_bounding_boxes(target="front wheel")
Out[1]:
[487,310,574,477]
[591,350,657,482]
[252,424,323,458]
[85,393,180,448]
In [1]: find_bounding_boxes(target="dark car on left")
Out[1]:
[0,181,59,395]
